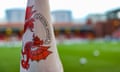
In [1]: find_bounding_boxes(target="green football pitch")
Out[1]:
[0,41,120,72]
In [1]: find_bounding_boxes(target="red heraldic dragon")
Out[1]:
[21,5,52,70]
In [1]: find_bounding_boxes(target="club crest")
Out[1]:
[21,5,52,70]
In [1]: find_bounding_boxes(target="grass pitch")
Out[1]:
[0,41,120,72]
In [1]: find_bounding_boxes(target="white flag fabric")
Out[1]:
[20,0,63,72]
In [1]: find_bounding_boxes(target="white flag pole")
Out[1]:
[20,0,64,72]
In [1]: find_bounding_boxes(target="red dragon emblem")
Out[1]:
[21,5,52,70]
[21,34,52,70]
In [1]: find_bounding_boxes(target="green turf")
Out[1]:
[0,47,21,72]
[0,41,120,72]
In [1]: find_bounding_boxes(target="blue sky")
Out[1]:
[0,0,120,19]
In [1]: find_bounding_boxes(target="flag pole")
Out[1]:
[20,0,63,72]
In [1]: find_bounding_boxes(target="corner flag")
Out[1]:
[20,0,63,72]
